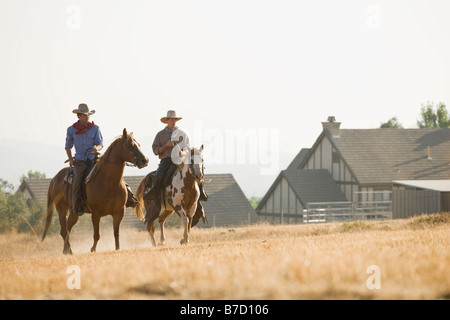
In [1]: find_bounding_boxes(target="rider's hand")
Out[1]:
[166,140,175,148]
[91,146,100,153]
[179,150,187,157]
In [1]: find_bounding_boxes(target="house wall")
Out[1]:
[259,177,304,224]
[303,135,359,202]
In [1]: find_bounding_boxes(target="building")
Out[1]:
[257,118,450,222]
[392,180,450,218]
[18,173,256,228]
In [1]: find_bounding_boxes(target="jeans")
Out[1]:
[72,159,94,211]
[156,158,173,178]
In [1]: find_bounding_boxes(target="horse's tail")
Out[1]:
[133,177,146,221]
[42,179,55,242]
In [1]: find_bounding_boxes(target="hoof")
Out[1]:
[180,239,189,245]
[90,247,96,253]
[63,249,73,255]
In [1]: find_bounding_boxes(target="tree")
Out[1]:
[20,170,46,184]
[0,172,47,233]
[0,183,28,232]
[417,102,450,128]
[380,117,403,128]
[249,196,262,209]
[436,103,450,128]
[0,179,14,194]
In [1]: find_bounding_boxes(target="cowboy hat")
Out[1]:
[160,110,182,124]
[72,103,95,115]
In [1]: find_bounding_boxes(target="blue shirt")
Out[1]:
[65,123,103,161]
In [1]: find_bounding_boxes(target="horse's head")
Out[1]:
[120,128,149,169]
[190,144,204,182]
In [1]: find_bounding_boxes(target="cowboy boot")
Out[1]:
[191,201,206,227]
[143,176,163,201]
[125,184,139,208]
[199,181,208,202]
[75,198,84,216]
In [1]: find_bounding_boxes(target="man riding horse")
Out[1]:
[65,103,139,216]
[143,110,208,204]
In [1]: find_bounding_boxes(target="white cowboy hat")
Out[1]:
[160,110,182,124]
[72,103,95,115]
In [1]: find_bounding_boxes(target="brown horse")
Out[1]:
[42,129,148,254]
[134,145,205,246]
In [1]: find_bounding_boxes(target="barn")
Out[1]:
[257,117,450,222]
[392,180,450,219]
[18,173,257,228]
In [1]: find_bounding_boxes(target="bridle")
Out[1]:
[125,138,144,167]
[189,147,204,182]
[108,136,142,167]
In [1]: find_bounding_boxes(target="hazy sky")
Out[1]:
[1,0,450,194]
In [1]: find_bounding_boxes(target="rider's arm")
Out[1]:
[65,126,74,166]
[65,148,74,167]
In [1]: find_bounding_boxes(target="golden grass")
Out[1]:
[0,213,449,300]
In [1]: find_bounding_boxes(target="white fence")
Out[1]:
[304,192,392,223]
[257,192,393,224]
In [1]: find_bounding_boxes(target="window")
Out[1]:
[332,150,340,163]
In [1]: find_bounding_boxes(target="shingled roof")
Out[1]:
[283,169,347,205]
[18,173,256,228]
[18,178,52,205]
[287,148,310,170]
[202,174,258,226]
[301,128,450,185]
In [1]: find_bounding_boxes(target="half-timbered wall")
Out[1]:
[302,135,358,202]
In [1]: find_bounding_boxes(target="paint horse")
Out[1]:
[134,145,205,246]
[42,129,149,254]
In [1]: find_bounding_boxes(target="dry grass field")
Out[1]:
[0,213,449,300]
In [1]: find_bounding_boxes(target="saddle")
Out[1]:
[143,162,179,194]
[64,164,97,185]
[64,161,97,210]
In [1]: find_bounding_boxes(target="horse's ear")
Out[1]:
[123,128,128,138]
[200,144,204,152]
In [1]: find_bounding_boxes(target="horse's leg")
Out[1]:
[146,221,157,247]
[67,210,79,233]
[176,207,189,245]
[113,209,125,251]
[61,208,79,254]
[177,202,198,246]
[158,210,173,245]
[185,205,197,243]
[145,201,161,247]
[56,202,72,255]
[91,214,101,253]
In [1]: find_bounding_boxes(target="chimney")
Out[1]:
[322,116,341,138]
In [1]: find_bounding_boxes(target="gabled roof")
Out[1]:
[301,128,450,185]
[283,169,348,205]
[201,174,258,226]
[18,178,52,204]
[287,148,310,170]
[256,169,347,211]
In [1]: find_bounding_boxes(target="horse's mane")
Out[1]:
[90,133,134,180]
